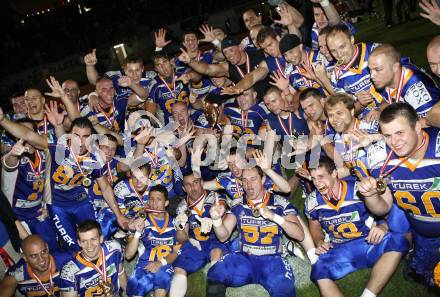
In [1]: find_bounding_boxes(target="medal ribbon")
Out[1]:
[69,148,87,178]
[233,177,242,198]
[28,151,42,177]
[148,212,170,235]
[343,119,360,162]
[30,260,54,296]
[89,248,107,284]
[335,45,359,80]
[144,144,159,168]
[247,192,270,209]
[386,68,406,104]
[275,57,286,78]
[379,133,427,178]
[159,75,176,99]
[187,191,206,209]
[325,180,343,201]
[106,162,114,183]
[0,247,15,268]
[35,117,48,135]
[235,52,250,78]
[277,113,294,137]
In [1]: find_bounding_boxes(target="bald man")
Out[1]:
[368,43,440,127]
[427,35,440,78]
[1,235,71,297]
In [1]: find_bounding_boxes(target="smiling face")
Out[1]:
[11,95,27,114]
[99,139,117,162]
[227,154,244,178]
[283,45,303,65]
[300,95,324,122]
[23,239,51,274]
[172,101,191,128]
[96,79,115,107]
[222,46,242,65]
[148,190,169,211]
[380,116,421,157]
[183,33,199,52]
[154,57,174,78]
[77,228,103,261]
[124,62,144,84]
[242,167,265,200]
[326,31,355,65]
[318,33,333,62]
[24,89,45,116]
[71,125,92,155]
[263,90,285,115]
[326,101,354,133]
[183,174,204,202]
[310,166,337,196]
[243,10,262,31]
[237,89,257,111]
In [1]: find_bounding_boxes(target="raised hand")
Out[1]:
[311,62,328,82]
[174,212,188,231]
[45,76,66,99]
[118,76,133,88]
[420,0,440,25]
[199,217,213,234]
[134,126,155,145]
[269,71,289,90]
[355,90,374,107]
[88,93,100,113]
[44,101,64,126]
[252,150,271,172]
[154,28,172,48]
[199,24,216,43]
[210,196,225,220]
[349,129,381,149]
[10,139,27,157]
[221,85,243,95]
[178,48,192,64]
[84,49,97,66]
[274,4,294,26]
[358,176,380,198]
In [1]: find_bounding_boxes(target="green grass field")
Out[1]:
[182,6,440,297]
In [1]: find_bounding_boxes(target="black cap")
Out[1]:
[279,34,301,55]
[221,36,240,50]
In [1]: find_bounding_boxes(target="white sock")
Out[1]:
[306,248,319,265]
[169,274,187,297]
[360,288,376,297]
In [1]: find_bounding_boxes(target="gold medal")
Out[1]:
[82,177,92,187]
[376,177,387,195]
[252,208,260,218]
[185,209,192,218]
[137,211,146,219]
[98,279,114,297]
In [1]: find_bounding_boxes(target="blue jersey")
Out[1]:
[331,42,381,103]
[149,76,190,125]
[105,70,156,97]
[174,50,214,76]
[7,252,71,297]
[33,116,57,145]
[114,178,150,218]
[231,193,298,256]
[137,213,178,265]
[81,96,128,132]
[12,151,47,220]
[176,191,226,245]
[49,145,103,206]
[224,102,268,142]
[140,146,176,193]
[288,49,328,95]
[311,21,356,50]
[89,158,120,213]
[265,55,286,74]
[362,128,440,237]
[305,180,373,245]
[376,65,440,118]
[60,241,122,296]
[267,111,309,140]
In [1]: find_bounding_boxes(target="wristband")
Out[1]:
[2,156,19,170]
[212,218,223,227]
[160,257,168,266]
[134,231,142,238]
[212,39,221,48]
[155,47,163,52]
[273,214,285,226]
[320,0,330,7]
[307,248,319,264]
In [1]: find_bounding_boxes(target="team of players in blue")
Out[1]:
[0,1,439,297]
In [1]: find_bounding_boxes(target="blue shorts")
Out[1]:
[311,233,409,282]
[126,263,174,296]
[173,239,228,274]
[207,252,295,297]
[411,232,440,286]
[96,207,118,240]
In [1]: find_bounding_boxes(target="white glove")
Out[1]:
[199,217,213,234]
[189,238,202,251]
[174,213,188,231]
